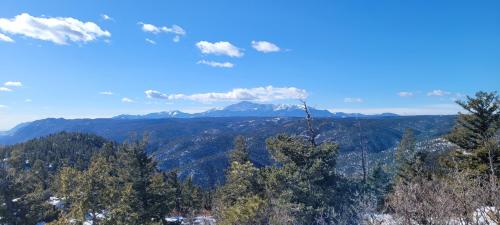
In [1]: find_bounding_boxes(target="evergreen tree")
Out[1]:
[215,136,266,225]
[116,141,159,221]
[266,134,340,224]
[110,183,142,225]
[147,173,173,223]
[446,91,500,176]
[165,170,182,214]
[395,128,417,166]
[179,176,202,215]
[395,128,418,182]
[0,167,15,225]
[367,163,392,211]
[229,135,250,164]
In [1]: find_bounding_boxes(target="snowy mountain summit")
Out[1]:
[112,101,398,119]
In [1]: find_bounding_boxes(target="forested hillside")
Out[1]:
[0,132,209,225]
[0,116,455,186]
[0,91,499,225]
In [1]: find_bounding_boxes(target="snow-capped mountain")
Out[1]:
[112,101,398,119]
[113,110,191,119]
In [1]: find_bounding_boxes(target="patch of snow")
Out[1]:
[165,216,184,222]
[194,216,216,224]
[48,196,65,209]
[12,198,21,202]
[365,214,398,225]
[473,206,498,225]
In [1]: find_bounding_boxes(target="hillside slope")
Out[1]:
[0,116,455,186]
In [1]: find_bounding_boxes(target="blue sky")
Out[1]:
[0,0,499,130]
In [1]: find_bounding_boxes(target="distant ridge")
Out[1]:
[112,101,399,119]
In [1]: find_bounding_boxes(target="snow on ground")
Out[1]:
[473,207,498,225]
[165,216,215,225]
[365,214,398,225]
[48,196,65,209]
[165,216,184,222]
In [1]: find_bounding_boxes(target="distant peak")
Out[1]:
[223,101,271,111]
[110,101,400,120]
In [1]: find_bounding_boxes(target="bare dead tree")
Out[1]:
[356,119,368,184]
[301,100,317,147]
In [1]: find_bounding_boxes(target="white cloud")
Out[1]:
[25,99,32,102]
[344,97,363,103]
[140,23,160,33]
[99,91,114,95]
[398,91,414,97]
[251,41,280,53]
[196,41,243,57]
[0,105,7,108]
[0,87,12,92]
[427,89,450,96]
[0,33,14,42]
[138,22,185,42]
[145,90,169,99]
[0,13,111,45]
[330,104,463,115]
[121,97,134,103]
[4,81,22,87]
[197,60,234,68]
[145,86,308,103]
[145,38,156,45]
[101,14,112,21]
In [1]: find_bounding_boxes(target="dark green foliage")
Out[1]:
[215,136,267,225]
[446,91,500,176]
[0,132,107,225]
[367,163,392,211]
[54,140,198,225]
[178,176,203,214]
[395,129,417,164]
[1,116,456,186]
[0,132,107,172]
[265,134,341,224]
[0,132,208,224]
[394,128,418,183]
[449,91,500,150]
[228,135,250,164]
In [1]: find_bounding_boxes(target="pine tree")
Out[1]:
[367,163,392,211]
[395,128,417,165]
[110,183,142,225]
[446,91,500,176]
[0,167,15,224]
[165,170,182,214]
[266,134,340,224]
[216,136,266,225]
[395,128,418,183]
[117,141,159,221]
[229,135,250,164]
[147,173,173,223]
[179,176,202,215]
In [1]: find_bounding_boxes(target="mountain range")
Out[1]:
[0,101,456,186]
[0,113,456,186]
[112,101,399,119]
